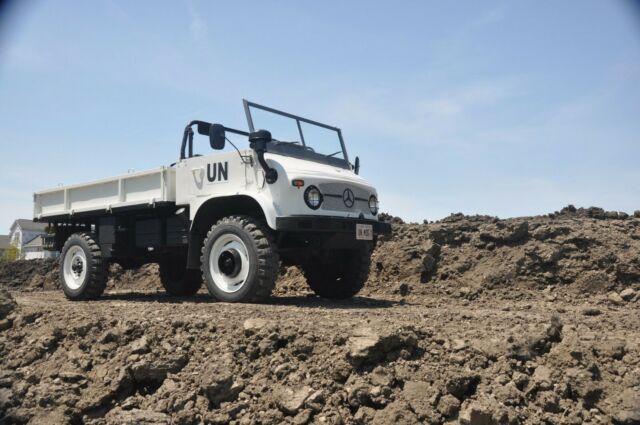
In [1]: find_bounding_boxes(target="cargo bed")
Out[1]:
[33,167,177,220]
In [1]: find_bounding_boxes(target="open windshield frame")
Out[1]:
[243,99,350,168]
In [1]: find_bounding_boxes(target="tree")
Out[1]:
[1,245,19,262]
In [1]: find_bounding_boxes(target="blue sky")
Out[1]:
[1,1,639,231]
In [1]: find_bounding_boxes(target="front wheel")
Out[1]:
[59,233,107,300]
[301,246,372,299]
[201,216,279,303]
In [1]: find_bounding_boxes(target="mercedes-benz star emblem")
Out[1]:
[343,188,355,208]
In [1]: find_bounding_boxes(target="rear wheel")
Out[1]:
[301,246,372,299]
[59,233,107,300]
[201,215,279,303]
[159,256,203,296]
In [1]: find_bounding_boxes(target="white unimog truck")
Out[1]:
[33,100,391,302]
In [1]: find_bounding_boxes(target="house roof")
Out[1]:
[0,235,9,250]
[10,219,48,233]
[24,235,44,248]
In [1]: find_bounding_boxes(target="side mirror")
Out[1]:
[354,156,360,175]
[209,124,226,150]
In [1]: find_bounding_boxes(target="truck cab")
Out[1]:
[35,100,390,302]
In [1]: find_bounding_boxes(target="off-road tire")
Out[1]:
[302,246,372,299]
[159,257,203,296]
[201,215,279,303]
[59,233,107,300]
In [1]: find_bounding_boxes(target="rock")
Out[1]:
[203,412,231,425]
[372,400,418,425]
[0,387,14,411]
[480,221,529,244]
[276,385,314,415]
[634,210,640,218]
[243,318,269,335]
[620,288,636,301]
[26,409,73,425]
[397,282,409,296]
[0,319,11,331]
[614,410,640,425]
[105,408,171,424]
[506,221,529,243]
[610,388,640,425]
[421,254,437,275]
[608,292,625,305]
[582,307,601,316]
[354,406,376,424]
[347,326,417,366]
[451,338,467,351]
[401,380,439,418]
[508,315,563,361]
[493,382,522,406]
[420,242,441,280]
[532,365,553,390]
[606,211,619,219]
[566,368,602,408]
[458,400,497,425]
[437,394,461,418]
[0,289,17,320]
[536,391,560,413]
[201,368,242,407]
[130,336,150,354]
[587,207,606,219]
[593,338,626,360]
[445,373,480,400]
[131,353,187,385]
[304,390,324,412]
[173,410,198,425]
[472,337,508,360]
[58,371,85,383]
[369,366,394,387]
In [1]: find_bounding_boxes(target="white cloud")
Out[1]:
[187,0,207,42]
[325,77,523,147]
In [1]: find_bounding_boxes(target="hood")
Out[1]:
[265,152,373,188]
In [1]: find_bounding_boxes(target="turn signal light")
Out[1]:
[292,179,305,188]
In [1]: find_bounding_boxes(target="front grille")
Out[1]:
[318,183,370,213]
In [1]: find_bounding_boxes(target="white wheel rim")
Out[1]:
[63,246,87,290]
[208,233,250,293]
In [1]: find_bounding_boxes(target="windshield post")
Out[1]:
[243,99,255,132]
[336,129,348,164]
[295,120,306,147]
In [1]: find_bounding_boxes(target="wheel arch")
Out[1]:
[187,194,271,269]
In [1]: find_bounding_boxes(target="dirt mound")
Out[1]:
[0,206,639,424]
[1,290,638,424]
[107,264,163,292]
[367,206,640,297]
[0,259,58,291]
[2,206,639,301]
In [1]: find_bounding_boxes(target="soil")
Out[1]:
[0,206,639,424]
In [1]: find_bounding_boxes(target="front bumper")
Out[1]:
[275,215,392,234]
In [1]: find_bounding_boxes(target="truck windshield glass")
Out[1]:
[244,100,350,169]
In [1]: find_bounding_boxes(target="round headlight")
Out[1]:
[368,195,379,215]
[304,185,323,210]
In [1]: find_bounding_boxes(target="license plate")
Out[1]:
[356,224,373,240]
